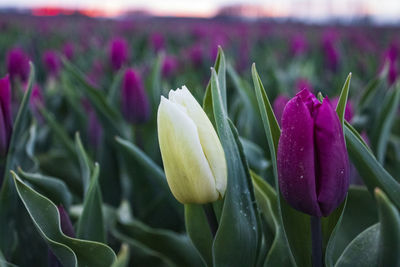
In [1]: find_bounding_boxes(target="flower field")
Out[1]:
[0,13,399,267]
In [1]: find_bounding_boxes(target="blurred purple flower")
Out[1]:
[272,95,289,126]
[162,55,179,78]
[42,51,61,77]
[186,45,203,67]
[295,78,313,93]
[63,42,75,61]
[322,32,340,72]
[150,33,165,53]
[121,68,150,124]
[277,89,349,217]
[109,37,129,71]
[30,84,44,122]
[0,75,12,158]
[291,34,308,56]
[81,99,103,147]
[6,47,30,82]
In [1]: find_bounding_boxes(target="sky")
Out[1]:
[1,0,400,21]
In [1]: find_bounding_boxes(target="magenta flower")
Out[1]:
[331,97,354,122]
[63,43,75,61]
[0,75,12,157]
[187,45,203,67]
[277,89,349,217]
[109,37,129,71]
[322,32,340,72]
[42,51,61,77]
[81,99,103,147]
[273,95,289,126]
[291,34,308,56]
[162,56,178,78]
[6,47,30,82]
[150,33,165,53]
[121,69,150,124]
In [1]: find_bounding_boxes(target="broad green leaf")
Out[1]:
[335,73,352,127]
[76,163,106,243]
[344,124,400,209]
[375,188,400,266]
[147,53,163,106]
[251,171,293,267]
[112,205,203,267]
[107,69,124,106]
[18,168,72,209]
[114,136,182,216]
[335,224,379,267]
[111,244,130,267]
[210,68,259,267]
[371,82,400,163]
[332,186,378,262]
[240,137,270,175]
[75,133,93,195]
[184,204,213,267]
[0,63,35,256]
[40,107,76,159]
[13,172,116,267]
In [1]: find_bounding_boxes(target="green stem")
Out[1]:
[311,216,323,267]
[203,203,218,237]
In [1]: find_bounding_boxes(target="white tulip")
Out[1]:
[157,86,227,204]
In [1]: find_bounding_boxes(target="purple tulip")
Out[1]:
[291,34,308,56]
[150,33,165,53]
[81,99,103,147]
[63,43,75,61]
[273,95,289,126]
[6,48,30,82]
[42,51,61,77]
[162,56,178,78]
[187,45,203,67]
[121,69,150,124]
[277,89,349,217]
[322,32,340,72]
[30,84,44,123]
[330,97,354,122]
[109,37,129,71]
[0,75,12,157]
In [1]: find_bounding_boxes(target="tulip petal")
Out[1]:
[168,86,227,198]
[157,96,219,204]
[314,98,349,216]
[277,95,322,216]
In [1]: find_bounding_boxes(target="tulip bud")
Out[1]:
[42,51,61,77]
[277,89,349,217]
[63,43,75,61]
[0,75,12,157]
[150,33,165,53]
[162,55,178,78]
[6,47,30,82]
[157,86,227,204]
[121,69,150,124]
[109,37,129,71]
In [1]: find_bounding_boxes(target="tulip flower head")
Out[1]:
[63,43,75,60]
[6,47,30,82]
[109,37,129,71]
[42,51,61,77]
[277,89,349,217]
[0,75,13,157]
[121,68,150,124]
[157,86,227,204]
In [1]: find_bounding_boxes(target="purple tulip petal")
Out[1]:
[314,98,349,216]
[277,95,321,216]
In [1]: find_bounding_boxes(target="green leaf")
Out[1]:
[62,58,124,137]
[76,163,106,243]
[184,204,213,267]
[75,132,93,195]
[13,172,116,267]
[107,69,124,106]
[40,107,76,159]
[375,188,400,266]
[335,73,352,127]
[332,186,378,262]
[335,224,379,267]
[210,68,259,266]
[18,168,72,209]
[0,63,35,256]
[251,171,293,267]
[203,47,226,126]
[240,137,270,175]
[112,204,203,267]
[344,124,400,210]
[111,244,130,267]
[371,83,400,163]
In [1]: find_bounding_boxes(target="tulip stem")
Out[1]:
[311,216,323,267]
[203,204,218,237]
